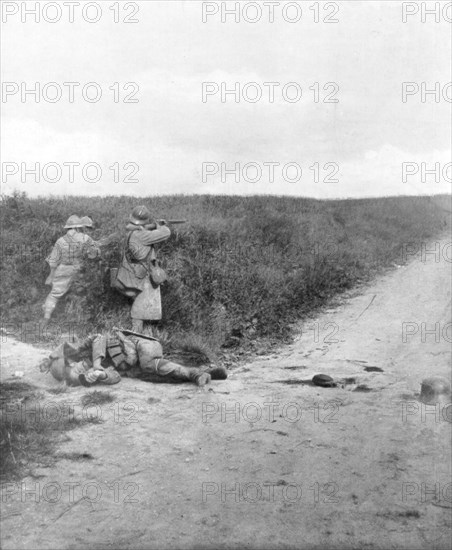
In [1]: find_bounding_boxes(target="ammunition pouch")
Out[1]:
[106,333,138,368]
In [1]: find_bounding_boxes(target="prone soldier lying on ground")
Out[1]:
[39,328,228,388]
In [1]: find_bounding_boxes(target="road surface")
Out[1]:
[1,238,451,549]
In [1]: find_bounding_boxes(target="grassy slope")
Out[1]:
[1,193,450,354]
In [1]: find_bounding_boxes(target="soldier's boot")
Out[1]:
[205,366,228,380]
[192,371,211,387]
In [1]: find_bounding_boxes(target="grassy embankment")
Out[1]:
[1,192,450,358]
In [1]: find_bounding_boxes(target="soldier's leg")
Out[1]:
[91,334,107,369]
[149,358,211,386]
[42,266,76,323]
[135,339,210,386]
[42,294,58,323]
[130,289,144,332]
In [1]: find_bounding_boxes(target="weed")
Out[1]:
[80,391,115,407]
[168,333,216,366]
[46,386,68,395]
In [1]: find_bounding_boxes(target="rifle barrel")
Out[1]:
[167,220,187,224]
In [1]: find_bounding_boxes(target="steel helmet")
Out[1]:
[312,374,336,387]
[420,377,451,404]
[129,205,151,226]
[81,216,94,228]
[64,215,83,229]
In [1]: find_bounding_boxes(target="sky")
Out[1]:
[1,0,451,198]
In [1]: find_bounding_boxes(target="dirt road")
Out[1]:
[1,238,451,550]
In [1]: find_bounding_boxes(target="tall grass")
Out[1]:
[1,192,450,353]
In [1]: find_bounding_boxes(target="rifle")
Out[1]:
[163,219,187,225]
[112,327,159,342]
[144,220,187,230]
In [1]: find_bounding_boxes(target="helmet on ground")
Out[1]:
[129,205,151,226]
[64,215,83,229]
[81,216,94,228]
[207,366,228,380]
[312,374,336,387]
[420,377,451,404]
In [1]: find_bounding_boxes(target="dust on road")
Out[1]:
[1,238,451,550]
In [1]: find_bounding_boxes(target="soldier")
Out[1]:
[114,205,171,333]
[39,333,121,387]
[39,328,228,387]
[42,215,100,326]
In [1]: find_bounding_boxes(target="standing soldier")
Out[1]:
[113,205,170,333]
[42,215,100,327]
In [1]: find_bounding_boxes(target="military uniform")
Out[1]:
[43,330,226,387]
[42,216,100,322]
[115,206,171,331]
[46,334,121,387]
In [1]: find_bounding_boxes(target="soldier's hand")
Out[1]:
[157,219,167,226]
[143,222,157,230]
[112,327,126,342]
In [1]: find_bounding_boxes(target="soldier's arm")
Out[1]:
[138,224,171,246]
[81,234,101,260]
[91,334,107,370]
[94,232,120,247]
